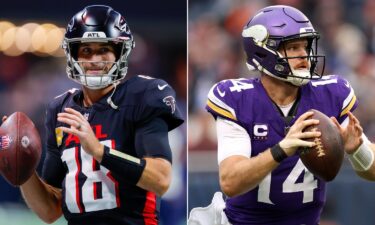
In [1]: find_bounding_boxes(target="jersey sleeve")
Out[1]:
[335,76,358,124]
[134,117,172,162]
[206,79,242,122]
[41,101,66,188]
[216,117,251,164]
[138,78,184,131]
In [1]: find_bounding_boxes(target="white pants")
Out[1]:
[188,192,231,225]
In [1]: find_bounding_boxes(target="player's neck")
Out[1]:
[82,85,114,107]
[261,75,299,106]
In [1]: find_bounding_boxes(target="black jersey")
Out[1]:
[42,75,184,225]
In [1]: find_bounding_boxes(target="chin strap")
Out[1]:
[107,81,119,109]
[287,69,311,86]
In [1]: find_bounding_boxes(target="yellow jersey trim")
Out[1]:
[207,99,237,121]
[340,95,357,117]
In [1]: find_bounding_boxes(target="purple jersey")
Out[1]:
[206,75,357,225]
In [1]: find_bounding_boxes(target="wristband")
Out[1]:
[270,143,288,163]
[101,145,146,184]
[348,141,374,171]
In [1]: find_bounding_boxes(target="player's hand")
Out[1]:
[57,108,103,161]
[279,111,321,156]
[331,112,363,154]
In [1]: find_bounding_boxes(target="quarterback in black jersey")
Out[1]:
[17,5,184,225]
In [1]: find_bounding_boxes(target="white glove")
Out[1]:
[188,192,231,225]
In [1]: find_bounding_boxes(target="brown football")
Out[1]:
[299,109,344,182]
[0,112,41,186]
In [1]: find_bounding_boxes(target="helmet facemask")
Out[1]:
[275,34,325,86]
[63,37,134,90]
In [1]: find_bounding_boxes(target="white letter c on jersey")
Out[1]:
[254,124,268,137]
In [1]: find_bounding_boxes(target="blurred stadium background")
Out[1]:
[188,0,375,225]
[0,1,186,225]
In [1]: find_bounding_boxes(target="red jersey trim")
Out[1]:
[143,191,157,225]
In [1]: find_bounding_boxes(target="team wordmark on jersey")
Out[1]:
[63,125,108,147]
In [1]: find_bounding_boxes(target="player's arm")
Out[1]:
[57,108,172,196]
[331,78,375,179]
[218,111,320,197]
[220,152,276,197]
[96,147,171,196]
[100,116,172,196]
[137,157,171,196]
[20,173,63,223]
[332,112,375,180]
[355,142,375,180]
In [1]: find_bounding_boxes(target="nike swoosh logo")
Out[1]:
[158,84,168,90]
[216,86,225,97]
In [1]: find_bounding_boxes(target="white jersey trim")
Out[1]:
[342,87,355,110]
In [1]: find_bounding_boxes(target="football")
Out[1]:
[0,112,41,186]
[299,109,344,182]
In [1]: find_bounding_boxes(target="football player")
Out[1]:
[198,5,375,225]
[14,5,183,225]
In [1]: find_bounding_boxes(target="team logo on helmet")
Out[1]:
[67,19,75,33]
[163,96,176,114]
[116,17,131,34]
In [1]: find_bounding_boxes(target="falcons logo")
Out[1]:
[0,135,12,151]
[116,17,131,34]
[163,96,176,114]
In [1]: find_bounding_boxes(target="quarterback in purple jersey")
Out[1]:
[205,5,375,225]
[4,5,184,225]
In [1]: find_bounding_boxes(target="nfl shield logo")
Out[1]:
[0,135,12,150]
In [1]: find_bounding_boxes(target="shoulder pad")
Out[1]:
[48,88,79,112]
[207,78,255,121]
[309,75,358,122]
[136,77,184,131]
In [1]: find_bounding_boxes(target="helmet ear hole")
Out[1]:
[112,43,124,60]
[70,43,80,60]
[255,52,266,59]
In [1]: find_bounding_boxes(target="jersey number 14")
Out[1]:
[258,159,318,204]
